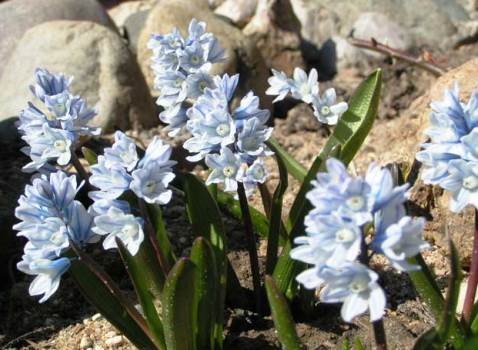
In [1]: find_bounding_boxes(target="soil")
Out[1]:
[4,25,478,350]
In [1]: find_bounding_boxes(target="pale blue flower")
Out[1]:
[93,207,145,256]
[205,147,243,192]
[104,131,139,171]
[311,89,348,125]
[17,250,71,303]
[179,41,208,73]
[317,263,386,322]
[30,68,71,102]
[130,163,175,205]
[290,68,319,104]
[89,198,131,217]
[89,156,132,200]
[19,218,69,256]
[373,216,429,271]
[237,117,273,159]
[186,71,215,99]
[159,103,189,136]
[233,90,270,128]
[155,70,188,108]
[439,159,478,212]
[137,136,177,170]
[241,158,269,196]
[265,69,293,102]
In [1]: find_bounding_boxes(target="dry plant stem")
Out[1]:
[462,209,478,325]
[359,234,388,350]
[349,38,446,77]
[237,182,263,314]
[138,198,170,276]
[68,241,159,346]
[70,151,93,191]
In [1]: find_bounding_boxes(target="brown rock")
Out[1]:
[243,0,305,75]
[137,0,270,107]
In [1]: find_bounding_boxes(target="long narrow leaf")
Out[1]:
[265,276,304,350]
[162,258,197,350]
[117,240,166,350]
[266,138,306,182]
[265,154,288,274]
[190,237,218,350]
[147,203,177,272]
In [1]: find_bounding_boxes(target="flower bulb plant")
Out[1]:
[13,17,469,350]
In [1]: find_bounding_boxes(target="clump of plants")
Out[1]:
[13,19,478,349]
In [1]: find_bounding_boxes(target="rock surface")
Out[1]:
[243,0,305,75]
[0,0,117,78]
[214,0,257,28]
[107,0,156,28]
[137,0,270,106]
[0,21,156,131]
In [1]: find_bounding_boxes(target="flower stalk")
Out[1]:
[237,182,263,314]
[462,209,478,325]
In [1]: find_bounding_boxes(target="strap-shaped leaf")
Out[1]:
[190,237,218,350]
[266,138,306,182]
[147,203,177,271]
[463,334,478,349]
[412,328,442,350]
[66,249,159,350]
[265,154,288,274]
[181,173,226,348]
[81,146,98,165]
[265,276,304,350]
[354,337,365,350]
[117,239,166,350]
[162,258,197,350]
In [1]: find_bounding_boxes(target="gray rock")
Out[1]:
[0,21,156,132]
[108,0,156,28]
[291,0,469,50]
[137,0,270,107]
[124,10,151,54]
[214,0,257,28]
[0,0,117,78]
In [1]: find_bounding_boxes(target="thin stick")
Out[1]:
[349,38,447,77]
[237,182,263,314]
[70,151,93,191]
[462,209,478,324]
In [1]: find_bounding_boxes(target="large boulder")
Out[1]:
[137,0,270,107]
[243,0,305,76]
[0,20,156,132]
[214,0,257,28]
[0,0,117,78]
[108,0,157,29]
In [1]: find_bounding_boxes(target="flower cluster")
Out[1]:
[18,68,99,172]
[266,68,348,125]
[416,83,478,212]
[89,131,176,255]
[15,171,97,302]
[148,19,225,136]
[185,73,273,194]
[290,158,429,322]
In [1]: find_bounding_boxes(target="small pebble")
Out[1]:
[80,336,93,349]
[91,313,102,321]
[105,331,117,338]
[105,335,124,347]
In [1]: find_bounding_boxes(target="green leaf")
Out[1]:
[353,336,364,350]
[265,154,289,274]
[181,173,226,348]
[469,301,478,334]
[341,338,350,350]
[65,249,158,350]
[190,237,218,350]
[81,146,98,165]
[265,276,304,350]
[266,138,306,182]
[116,239,166,350]
[162,258,197,350]
[412,328,442,350]
[463,334,478,349]
[147,204,176,272]
[217,190,270,239]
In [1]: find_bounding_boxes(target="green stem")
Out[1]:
[462,209,478,325]
[237,182,263,314]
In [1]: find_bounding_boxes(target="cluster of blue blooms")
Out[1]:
[17,68,99,172]
[266,68,348,125]
[148,19,225,136]
[149,19,272,195]
[290,158,429,322]
[15,172,98,302]
[416,83,478,212]
[89,131,176,255]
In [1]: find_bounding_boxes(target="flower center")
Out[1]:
[143,180,157,194]
[463,175,478,190]
[53,140,67,151]
[198,80,208,92]
[335,228,355,243]
[190,54,200,65]
[349,276,369,293]
[299,83,310,96]
[216,123,230,137]
[242,136,257,150]
[174,78,183,88]
[50,231,65,245]
[122,224,138,237]
[321,105,331,115]
[120,151,134,164]
[223,165,236,178]
[252,166,265,180]
[346,196,365,211]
